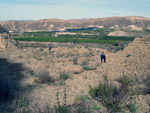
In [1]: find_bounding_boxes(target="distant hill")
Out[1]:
[0,16,150,34]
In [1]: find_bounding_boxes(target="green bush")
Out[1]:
[56,105,67,113]
[128,98,137,113]
[126,54,131,57]
[60,72,70,81]
[89,75,133,112]
[91,103,101,110]
[115,46,125,52]
[120,74,133,92]
[16,95,29,107]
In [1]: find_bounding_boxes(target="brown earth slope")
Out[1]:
[0,35,150,112]
[0,25,18,51]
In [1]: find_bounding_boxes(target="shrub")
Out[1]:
[82,66,96,71]
[81,59,89,66]
[59,80,66,86]
[73,57,78,65]
[91,103,101,110]
[18,55,23,59]
[16,95,29,107]
[56,105,67,113]
[76,95,91,113]
[40,48,44,51]
[126,54,131,57]
[38,71,53,84]
[26,69,35,76]
[120,74,132,93]
[115,46,124,52]
[127,98,137,113]
[89,75,133,112]
[59,71,70,81]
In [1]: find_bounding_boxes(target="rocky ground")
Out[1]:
[0,34,150,113]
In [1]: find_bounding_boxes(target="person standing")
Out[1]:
[100,52,106,63]
[49,44,52,53]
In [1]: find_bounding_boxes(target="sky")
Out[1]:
[0,0,150,21]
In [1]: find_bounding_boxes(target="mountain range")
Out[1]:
[0,16,150,33]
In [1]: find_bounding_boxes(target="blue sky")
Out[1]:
[0,0,150,21]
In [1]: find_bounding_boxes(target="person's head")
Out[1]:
[102,52,104,54]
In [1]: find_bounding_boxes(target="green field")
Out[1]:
[100,36,135,41]
[22,31,55,36]
[14,36,117,44]
[18,27,136,44]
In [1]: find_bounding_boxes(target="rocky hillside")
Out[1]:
[0,25,18,50]
[0,16,150,33]
[101,36,150,78]
[0,25,9,33]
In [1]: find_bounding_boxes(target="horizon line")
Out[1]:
[0,15,150,22]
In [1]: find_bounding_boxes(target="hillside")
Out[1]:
[0,16,150,34]
[0,32,150,112]
[0,25,9,33]
[0,25,18,50]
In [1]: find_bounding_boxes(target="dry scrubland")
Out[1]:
[0,36,150,113]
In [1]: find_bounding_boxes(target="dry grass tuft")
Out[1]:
[37,71,54,84]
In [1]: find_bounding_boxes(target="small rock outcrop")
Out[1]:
[0,25,18,50]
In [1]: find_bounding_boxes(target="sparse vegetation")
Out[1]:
[126,54,131,57]
[143,75,150,94]
[16,95,29,107]
[81,59,89,66]
[73,57,78,65]
[1,32,150,113]
[18,55,23,59]
[56,105,67,113]
[115,46,125,52]
[89,75,134,112]
[82,66,96,71]
[127,98,137,113]
[40,48,44,51]
[75,95,92,113]
[91,103,101,110]
[37,71,54,84]
[26,69,35,76]
[59,71,71,81]
[82,52,91,57]
[59,80,66,86]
